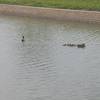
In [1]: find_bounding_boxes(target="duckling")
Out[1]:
[62,43,67,46]
[77,43,85,48]
[62,43,86,48]
[62,43,76,47]
[66,44,76,47]
[21,36,24,42]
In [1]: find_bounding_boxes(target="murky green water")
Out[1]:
[0,15,100,100]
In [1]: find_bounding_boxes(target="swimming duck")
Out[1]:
[66,44,76,47]
[63,43,76,47]
[77,43,85,48]
[63,43,86,48]
[62,44,67,46]
[21,36,24,42]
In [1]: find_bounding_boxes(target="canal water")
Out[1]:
[0,15,100,100]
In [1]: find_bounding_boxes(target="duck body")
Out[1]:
[21,36,24,42]
[77,43,85,48]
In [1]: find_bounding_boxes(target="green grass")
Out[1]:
[0,0,100,11]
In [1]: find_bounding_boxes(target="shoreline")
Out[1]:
[0,4,100,23]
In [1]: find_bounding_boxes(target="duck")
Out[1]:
[62,43,86,48]
[66,44,76,47]
[62,43,67,46]
[21,36,24,42]
[77,43,85,48]
[62,43,76,47]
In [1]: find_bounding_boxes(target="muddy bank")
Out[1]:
[0,4,100,23]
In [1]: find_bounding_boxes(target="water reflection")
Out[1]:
[0,15,100,100]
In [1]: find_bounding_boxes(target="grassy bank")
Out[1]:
[0,0,100,11]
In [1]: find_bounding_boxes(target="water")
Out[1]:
[0,15,100,100]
